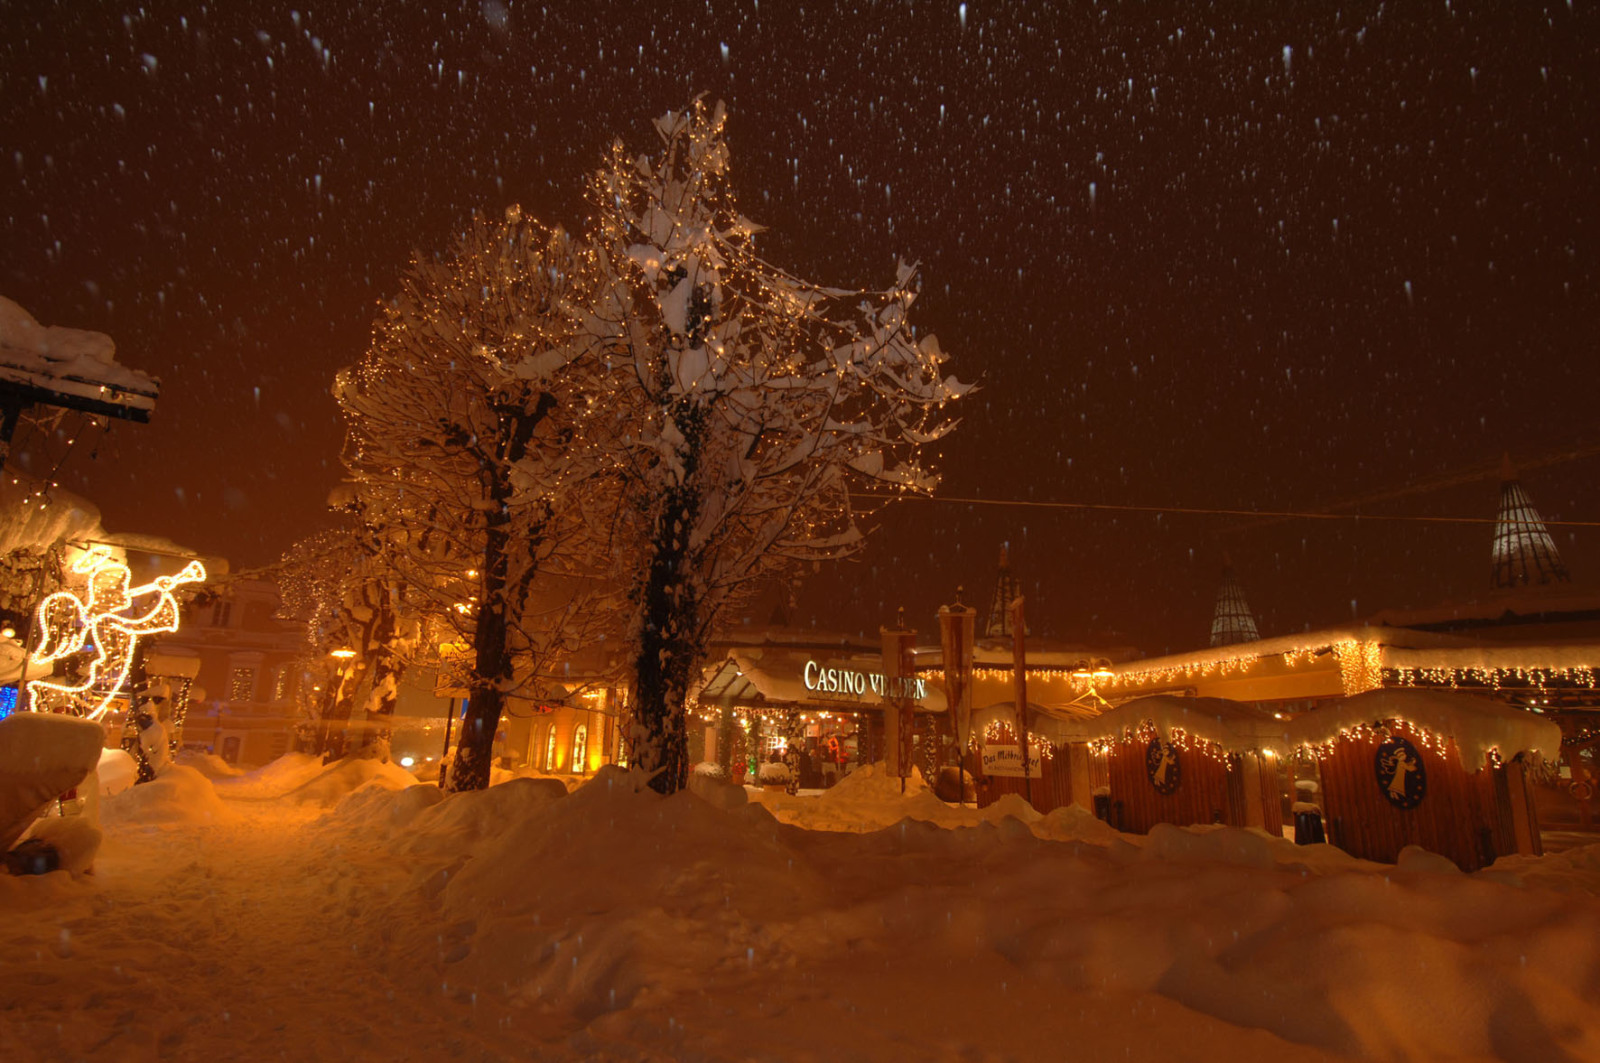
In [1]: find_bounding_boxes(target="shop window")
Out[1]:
[544,727,558,772]
[229,667,256,702]
[572,725,588,774]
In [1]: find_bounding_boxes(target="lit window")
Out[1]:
[572,725,588,774]
[229,667,256,702]
[544,727,557,771]
[271,667,290,702]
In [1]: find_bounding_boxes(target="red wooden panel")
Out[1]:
[1318,728,1513,871]
[976,727,1074,813]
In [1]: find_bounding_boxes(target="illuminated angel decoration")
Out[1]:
[25,550,207,720]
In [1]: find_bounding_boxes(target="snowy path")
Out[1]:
[0,805,534,1061]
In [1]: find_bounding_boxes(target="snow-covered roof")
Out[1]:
[696,646,942,711]
[0,296,158,420]
[1283,688,1562,770]
[971,699,1105,743]
[1081,695,1291,752]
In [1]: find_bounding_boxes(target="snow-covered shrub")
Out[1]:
[692,762,727,781]
[757,762,793,786]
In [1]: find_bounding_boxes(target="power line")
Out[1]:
[861,494,1600,529]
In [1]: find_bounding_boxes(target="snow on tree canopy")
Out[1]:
[586,99,969,794]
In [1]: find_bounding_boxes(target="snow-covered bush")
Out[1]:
[691,761,727,781]
[757,762,793,786]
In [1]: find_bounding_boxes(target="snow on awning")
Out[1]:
[1283,688,1562,771]
[1083,695,1292,753]
[695,649,940,711]
[0,296,158,422]
[971,700,1103,744]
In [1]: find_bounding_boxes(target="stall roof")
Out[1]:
[1082,695,1291,753]
[1282,688,1562,771]
[971,699,1105,743]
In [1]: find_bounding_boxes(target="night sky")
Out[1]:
[4,1,1597,656]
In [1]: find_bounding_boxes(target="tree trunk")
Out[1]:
[352,588,404,761]
[448,516,512,792]
[630,469,706,796]
[447,395,553,792]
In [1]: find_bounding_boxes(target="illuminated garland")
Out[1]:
[979,720,1056,760]
[26,551,206,720]
[1331,640,1384,694]
[1105,721,1239,770]
[957,647,1597,703]
[1391,665,1597,692]
[1287,717,1494,766]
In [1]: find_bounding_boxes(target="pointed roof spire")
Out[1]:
[983,542,1028,640]
[1491,454,1571,590]
[1209,556,1260,647]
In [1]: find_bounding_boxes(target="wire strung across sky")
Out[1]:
[862,494,1600,528]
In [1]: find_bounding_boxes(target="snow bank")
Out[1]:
[210,752,415,806]
[344,766,1600,1062]
[750,761,1040,833]
[8,745,1600,1061]
[95,748,137,797]
[0,711,107,852]
[174,748,243,779]
[23,815,101,874]
[99,765,236,826]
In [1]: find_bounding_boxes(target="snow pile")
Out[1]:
[334,771,1600,1061]
[209,752,415,806]
[7,753,1600,1061]
[752,761,1040,833]
[205,752,326,797]
[99,765,236,826]
[1489,842,1600,896]
[23,815,101,874]
[174,748,243,779]
[95,748,138,796]
[0,711,107,852]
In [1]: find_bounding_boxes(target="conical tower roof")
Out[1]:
[1491,455,1571,590]
[1209,558,1260,647]
[982,543,1028,640]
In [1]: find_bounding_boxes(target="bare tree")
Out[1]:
[586,101,970,794]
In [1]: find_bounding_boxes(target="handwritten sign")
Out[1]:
[981,744,1041,778]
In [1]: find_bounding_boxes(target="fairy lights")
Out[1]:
[25,550,206,720]
[1392,664,1597,692]
[1332,640,1384,694]
[1285,716,1507,769]
[979,719,1055,760]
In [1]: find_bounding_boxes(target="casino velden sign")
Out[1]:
[802,660,930,703]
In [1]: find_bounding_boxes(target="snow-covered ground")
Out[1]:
[4,756,1600,1062]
